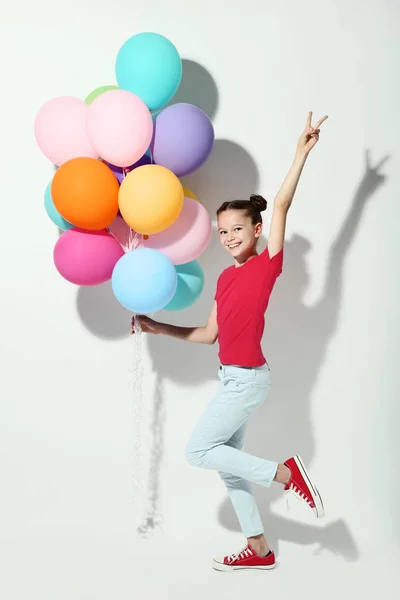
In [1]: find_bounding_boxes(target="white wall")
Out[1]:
[1,0,399,597]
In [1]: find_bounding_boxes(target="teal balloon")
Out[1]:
[44,182,73,230]
[164,261,205,311]
[145,111,161,158]
[115,33,182,111]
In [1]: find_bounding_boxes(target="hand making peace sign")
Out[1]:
[296,112,329,157]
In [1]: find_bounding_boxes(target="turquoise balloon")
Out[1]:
[164,261,205,311]
[44,182,73,230]
[145,111,161,158]
[115,33,182,111]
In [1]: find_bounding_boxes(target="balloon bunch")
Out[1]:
[35,32,214,314]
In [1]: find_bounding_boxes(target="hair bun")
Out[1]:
[249,194,267,212]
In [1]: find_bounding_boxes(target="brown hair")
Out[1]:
[216,194,267,224]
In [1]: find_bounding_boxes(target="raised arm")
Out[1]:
[131,301,218,345]
[268,112,328,258]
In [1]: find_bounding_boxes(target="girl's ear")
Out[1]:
[254,223,263,238]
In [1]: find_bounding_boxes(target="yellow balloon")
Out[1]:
[182,185,199,201]
[119,165,184,235]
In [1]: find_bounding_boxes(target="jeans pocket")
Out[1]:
[224,376,251,389]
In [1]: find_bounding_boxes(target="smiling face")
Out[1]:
[217,209,263,262]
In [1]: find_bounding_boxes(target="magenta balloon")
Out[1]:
[151,103,214,177]
[53,228,124,286]
[143,197,212,264]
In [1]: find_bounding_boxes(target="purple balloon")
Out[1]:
[105,154,151,184]
[151,103,214,177]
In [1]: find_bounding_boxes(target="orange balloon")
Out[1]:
[119,165,184,235]
[182,185,199,201]
[51,158,119,230]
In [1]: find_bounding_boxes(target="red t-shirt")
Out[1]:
[215,246,283,367]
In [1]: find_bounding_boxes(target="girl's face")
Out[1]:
[217,210,262,259]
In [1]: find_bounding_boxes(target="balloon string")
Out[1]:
[105,227,120,245]
[132,231,143,250]
[126,230,143,251]
[131,313,146,515]
[137,372,165,538]
[106,226,143,252]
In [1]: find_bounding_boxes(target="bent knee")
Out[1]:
[185,440,205,468]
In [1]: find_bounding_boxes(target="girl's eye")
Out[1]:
[219,231,227,235]
[234,227,242,231]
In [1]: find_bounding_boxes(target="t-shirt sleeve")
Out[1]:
[214,274,221,300]
[259,245,284,278]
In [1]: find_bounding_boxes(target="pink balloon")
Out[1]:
[86,90,153,167]
[143,197,212,265]
[34,97,98,166]
[53,228,124,286]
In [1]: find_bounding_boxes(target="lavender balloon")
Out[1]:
[151,103,214,177]
[105,154,151,184]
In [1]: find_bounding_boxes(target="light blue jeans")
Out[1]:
[185,363,278,538]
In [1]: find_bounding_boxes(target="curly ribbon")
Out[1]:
[130,313,146,516]
[137,372,165,538]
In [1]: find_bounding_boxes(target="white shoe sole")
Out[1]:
[293,454,325,518]
[212,560,276,572]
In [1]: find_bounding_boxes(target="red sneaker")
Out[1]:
[212,544,276,572]
[284,455,325,518]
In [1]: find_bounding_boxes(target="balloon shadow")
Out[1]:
[181,138,260,213]
[76,281,130,339]
[169,59,219,120]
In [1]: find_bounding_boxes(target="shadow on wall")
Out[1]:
[168,59,219,120]
[217,151,388,561]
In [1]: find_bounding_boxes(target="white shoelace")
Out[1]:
[285,483,312,512]
[228,546,254,563]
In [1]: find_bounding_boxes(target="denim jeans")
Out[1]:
[185,363,278,537]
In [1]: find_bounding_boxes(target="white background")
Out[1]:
[1,0,399,597]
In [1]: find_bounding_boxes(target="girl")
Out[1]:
[131,112,329,571]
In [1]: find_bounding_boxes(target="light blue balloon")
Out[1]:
[164,261,205,311]
[44,182,73,231]
[112,248,177,314]
[115,33,182,111]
